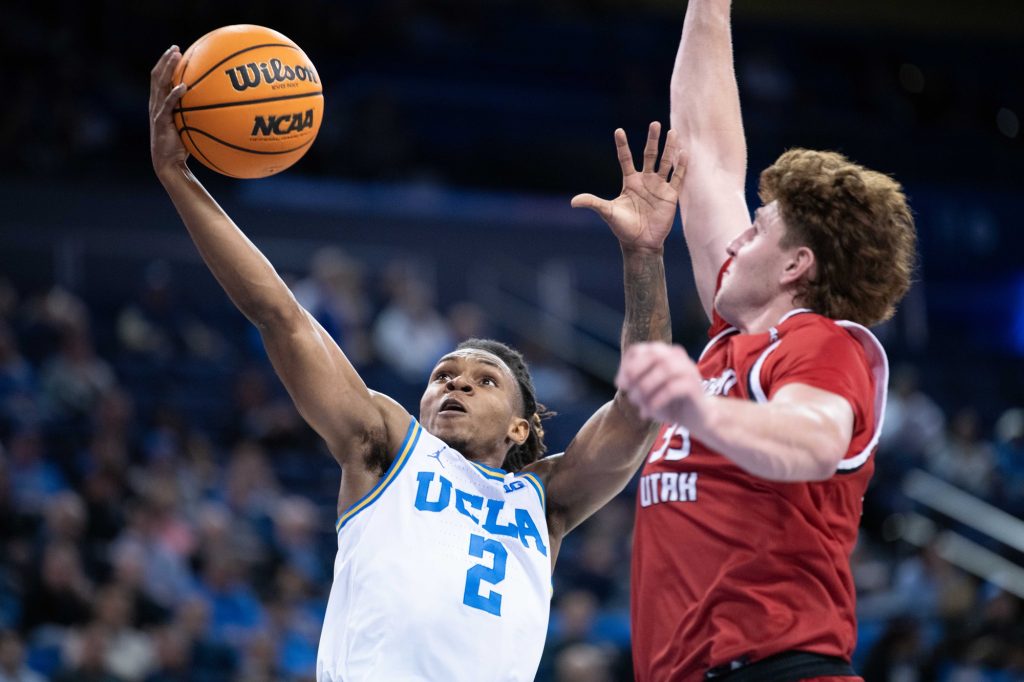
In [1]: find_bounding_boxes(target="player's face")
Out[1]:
[715,201,795,321]
[419,350,529,462]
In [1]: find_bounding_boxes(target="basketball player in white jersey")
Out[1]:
[150,45,682,681]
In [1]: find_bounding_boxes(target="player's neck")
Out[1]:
[466,450,508,471]
[734,296,808,335]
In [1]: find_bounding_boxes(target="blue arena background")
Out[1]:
[0,1,1021,680]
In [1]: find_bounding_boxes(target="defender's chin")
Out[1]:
[427,416,464,441]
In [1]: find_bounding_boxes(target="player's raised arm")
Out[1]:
[149,46,408,465]
[616,342,854,481]
[533,123,680,537]
[672,0,753,319]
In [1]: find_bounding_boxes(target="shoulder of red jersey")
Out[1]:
[761,311,889,474]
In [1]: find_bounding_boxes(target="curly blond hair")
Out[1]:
[759,149,916,326]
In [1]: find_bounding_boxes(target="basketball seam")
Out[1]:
[173,90,322,113]
[178,126,316,156]
[175,52,237,177]
[179,122,240,177]
[177,107,239,178]
[187,43,302,90]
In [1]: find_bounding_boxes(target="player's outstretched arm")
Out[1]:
[616,343,854,481]
[672,0,754,319]
[532,123,681,538]
[149,46,408,465]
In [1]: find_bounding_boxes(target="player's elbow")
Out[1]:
[249,293,306,332]
[802,430,847,481]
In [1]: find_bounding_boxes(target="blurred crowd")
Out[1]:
[0,247,588,682]
[0,243,1020,682]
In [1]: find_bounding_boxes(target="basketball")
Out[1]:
[171,25,323,179]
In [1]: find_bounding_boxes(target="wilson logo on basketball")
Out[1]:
[225,58,319,92]
[251,110,315,136]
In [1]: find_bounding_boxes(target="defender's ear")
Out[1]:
[781,245,816,286]
[507,417,530,446]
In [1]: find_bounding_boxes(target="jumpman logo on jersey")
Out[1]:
[427,447,446,468]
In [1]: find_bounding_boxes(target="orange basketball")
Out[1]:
[171,25,323,179]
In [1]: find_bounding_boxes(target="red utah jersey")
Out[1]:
[630,296,887,681]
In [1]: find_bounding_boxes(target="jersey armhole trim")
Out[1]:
[517,472,546,512]
[335,418,422,533]
[834,320,889,474]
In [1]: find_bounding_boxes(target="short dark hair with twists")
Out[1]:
[455,338,553,472]
[759,148,917,326]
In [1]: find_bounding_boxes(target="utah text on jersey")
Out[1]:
[638,367,737,508]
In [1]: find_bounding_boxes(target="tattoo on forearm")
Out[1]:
[623,251,671,347]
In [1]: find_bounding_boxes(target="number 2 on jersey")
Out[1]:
[463,534,507,616]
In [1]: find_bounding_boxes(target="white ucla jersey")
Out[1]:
[316,419,552,682]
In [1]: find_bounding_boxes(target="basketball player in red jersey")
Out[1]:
[617,2,916,681]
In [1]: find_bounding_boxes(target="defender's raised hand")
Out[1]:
[572,122,685,251]
[149,45,189,174]
[616,342,705,425]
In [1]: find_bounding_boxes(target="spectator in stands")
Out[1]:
[116,260,226,363]
[110,508,194,609]
[544,590,601,672]
[233,629,280,682]
[20,288,89,367]
[860,617,926,682]
[292,246,373,366]
[993,407,1024,514]
[194,550,265,649]
[447,301,490,344]
[40,491,87,550]
[37,491,108,580]
[0,321,40,434]
[554,643,615,682]
[6,428,66,515]
[78,436,132,549]
[265,564,322,678]
[268,496,325,586]
[76,585,155,681]
[143,627,189,682]
[40,325,116,419]
[222,441,281,523]
[171,597,237,680]
[19,540,93,633]
[933,589,1023,677]
[926,407,996,497]
[881,365,946,464]
[0,630,45,682]
[52,623,122,682]
[108,542,170,629]
[371,263,452,382]
[193,502,266,588]
[229,368,309,450]
[859,543,976,623]
[89,388,136,454]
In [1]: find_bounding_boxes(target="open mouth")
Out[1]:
[439,398,467,414]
